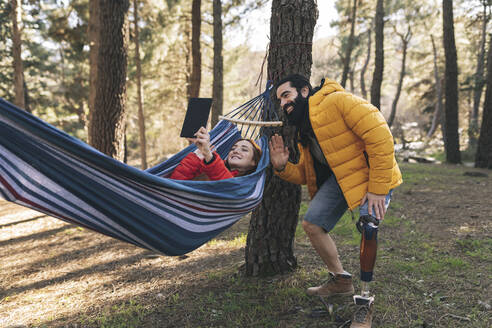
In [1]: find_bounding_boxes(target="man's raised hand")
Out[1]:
[269,134,289,171]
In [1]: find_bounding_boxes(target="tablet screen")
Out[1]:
[180,98,213,138]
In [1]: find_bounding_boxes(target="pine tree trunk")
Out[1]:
[89,0,129,160]
[245,0,318,277]
[340,0,357,88]
[442,0,461,163]
[360,29,371,99]
[469,2,489,149]
[88,0,100,145]
[212,0,223,128]
[10,0,25,109]
[475,33,492,169]
[133,0,147,169]
[370,0,384,109]
[388,28,410,128]
[427,34,444,138]
[189,0,201,98]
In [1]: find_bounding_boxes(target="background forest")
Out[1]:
[2,0,490,168]
[1,1,492,327]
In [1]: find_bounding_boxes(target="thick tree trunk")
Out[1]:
[475,34,492,169]
[188,0,201,98]
[245,0,318,277]
[370,0,384,109]
[427,35,444,138]
[388,27,411,128]
[442,0,461,163]
[89,0,129,160]
[212,0,223,128]
[88,0,100,145]
[340,0,357,88]
[360,28,371,99]
[10,0,25,109]
[133,0,147,169]
[469,2,489,149]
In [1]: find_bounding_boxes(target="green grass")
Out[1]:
[87,300,149,328]
[456,238,492,261]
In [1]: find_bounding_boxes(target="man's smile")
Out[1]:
[285,104,294,114]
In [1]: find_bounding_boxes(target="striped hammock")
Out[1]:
[0,97,272,256]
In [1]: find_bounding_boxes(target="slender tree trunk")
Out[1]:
[370,0,384,109]
[133,0,147,169]
[89,0,130,160]
[427,34,444,138]
[10,0,25,109]
[469,2,489,149]
[349,65,355,92]
[88,0,100,145]
[475,33,492,168]
[212,0,223,128]
[360,28,371,99]
[245,0,318,277]
[340,0,358,88]
[442,0,461,163]
[184,14,192,98]
[388,27,411,128]
[188,0,201,98]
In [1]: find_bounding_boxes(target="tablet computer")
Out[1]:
[180,98,213,138]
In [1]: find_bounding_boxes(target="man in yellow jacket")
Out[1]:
[269,74,402,328]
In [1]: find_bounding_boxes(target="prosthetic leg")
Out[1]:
[354,215,379,307]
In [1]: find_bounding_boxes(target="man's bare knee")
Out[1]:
[303,220,324,236]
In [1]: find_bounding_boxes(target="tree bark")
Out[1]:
[360,28,371,99]
[370,0,384,109]
[475,33,492,168]
[340,0,358,89]
[10,0,25,109]
[245,0,318,277]
[212,0,223,128]
[89,0,129,160]
[188,0,201,98]
[388,26,411,128]
[133,0,148,169]
[88,0,100,145]
[427,34,444,138]
[469,1,489,149]
[442,0,461,163]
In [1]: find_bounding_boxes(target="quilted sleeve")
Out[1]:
[335,92,395,195]
[169,152,204,180]
[201,152,235,180]
[274,144,307,185]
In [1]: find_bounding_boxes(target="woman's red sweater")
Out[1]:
[169,151,239,181]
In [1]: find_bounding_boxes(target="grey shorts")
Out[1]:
[304,175,393,232]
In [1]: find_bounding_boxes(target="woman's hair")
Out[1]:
[225,138,262,176]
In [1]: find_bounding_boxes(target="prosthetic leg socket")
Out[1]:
[354,215,380,305]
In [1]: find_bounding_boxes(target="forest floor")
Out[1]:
[0,162,491,328]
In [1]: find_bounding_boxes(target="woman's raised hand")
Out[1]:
[188,127,213,162]
[268,134,289,171]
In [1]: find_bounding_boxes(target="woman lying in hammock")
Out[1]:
[170,127,262,180]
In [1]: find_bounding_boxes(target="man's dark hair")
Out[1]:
[274,74,313,95]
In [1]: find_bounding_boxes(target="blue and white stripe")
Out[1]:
[0,98,268,255]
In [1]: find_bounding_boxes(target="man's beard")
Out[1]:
[283,92,308,127]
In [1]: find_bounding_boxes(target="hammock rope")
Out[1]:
[219,81,282,140]
[0,86,279,256]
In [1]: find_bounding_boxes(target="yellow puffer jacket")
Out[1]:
[276,79,403,210]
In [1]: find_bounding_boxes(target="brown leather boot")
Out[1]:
[350,303,373,328]
[306,272,355,297]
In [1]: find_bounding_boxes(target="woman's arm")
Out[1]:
[201,151,235,180]
[169,153,204,180]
